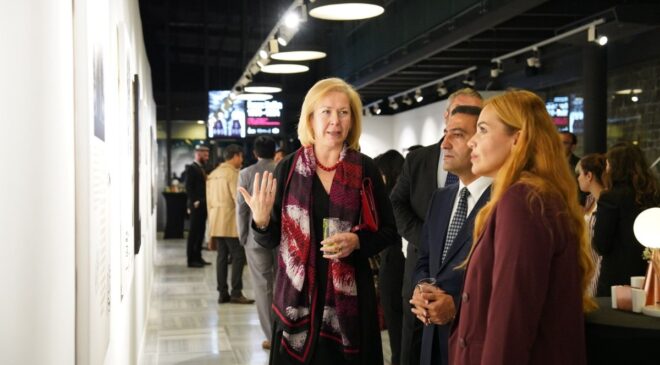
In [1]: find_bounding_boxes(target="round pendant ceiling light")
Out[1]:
[271,50,327,62]
[244,84,282,93]
[261,63,309,74]
[235,93,273,101]
[308,0,385,21]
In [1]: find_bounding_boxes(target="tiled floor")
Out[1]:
[141,237,392,364]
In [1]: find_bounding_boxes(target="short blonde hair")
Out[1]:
[297,78,363,150]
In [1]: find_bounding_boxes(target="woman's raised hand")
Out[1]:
[238,171,277,228]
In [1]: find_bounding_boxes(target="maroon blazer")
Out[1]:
[449,184,586,365]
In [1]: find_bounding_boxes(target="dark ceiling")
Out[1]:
[139,0,660,137]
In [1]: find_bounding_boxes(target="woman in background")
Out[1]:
[593,143,660,296]
[449,90,595,365]
[374,150,405,365]
[239,78,398,365]
[576,153,607,295]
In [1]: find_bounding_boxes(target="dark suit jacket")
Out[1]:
[413,183,490,365]
[390,142,442,299]
[450,184,587,365]
[593,185,651,296]
[185,161,206,210]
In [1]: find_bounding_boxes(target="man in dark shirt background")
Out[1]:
[185,144,211,268]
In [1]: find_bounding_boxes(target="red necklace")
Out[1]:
[317,159,341,171]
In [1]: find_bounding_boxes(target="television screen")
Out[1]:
[546,96,569,128]
[208,91,283,138]
[208,90,246,139]
[545,95,584,133]
[246,100,282,136]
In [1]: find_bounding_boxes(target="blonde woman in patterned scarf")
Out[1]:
[239,78,399,365]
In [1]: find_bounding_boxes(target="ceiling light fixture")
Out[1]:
[261,62,309,74]
[235,93,273,101]
[271,50,327,61]
[462,73,476,87]
[588,25,608,46]
[389,98,399,110]
[490,61,502,78]
[268,38,279,54]
[244,84,282,93]
[308,0,385,21]
[284,11,301,29]
[402,95,413,106]
[526,48,541,69]
[436,82,448,97]
[258,49,269,60]
[372,104,382,115]
[277,33,290,47]
[414,89,423,103]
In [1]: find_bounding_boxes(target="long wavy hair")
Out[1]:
[605,143,659,208]
[470,90,596,312]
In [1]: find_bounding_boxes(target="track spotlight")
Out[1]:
[372,104,382,115]
[277,28,293,47]
[402,95,413,106]
[388,98,399,110]
[490,61,502,78]
[268,38,280,54]
[526,48,541,68]
[284,11,301,29]
[436,82,448,97]
[588,25,608,46]
[462,73,476,87]
[414,89,424,103]
[258,49,269,60]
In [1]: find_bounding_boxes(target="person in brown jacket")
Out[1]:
[207,144,254,304]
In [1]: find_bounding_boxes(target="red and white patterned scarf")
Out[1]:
[272,145,362,363]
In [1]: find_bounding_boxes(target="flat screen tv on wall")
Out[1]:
[208,90,283,139]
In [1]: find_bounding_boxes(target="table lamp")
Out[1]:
[633,207,660,317]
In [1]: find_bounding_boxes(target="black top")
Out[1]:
[592,185,653,296]
[253,150,398,365]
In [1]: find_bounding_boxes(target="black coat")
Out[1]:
[593,185,652,296]
[184,162,206,209]
[390,142,443,296]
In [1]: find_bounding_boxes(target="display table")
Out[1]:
[162,192,187,239]
[585,297,660,364]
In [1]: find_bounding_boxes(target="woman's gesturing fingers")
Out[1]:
[238,172,277,226]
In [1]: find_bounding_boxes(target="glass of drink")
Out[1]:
[323,218,342,258]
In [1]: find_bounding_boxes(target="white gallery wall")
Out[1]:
[361,91,501,158]
[0,1,75,364]
[0,0,157,364]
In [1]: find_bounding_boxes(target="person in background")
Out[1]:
[185,144,211,268]
[560,131,587,205]
[237,136,278,349]
[450,90,596,364]
[576,153,608,295]
[239,78,399,364]
[274,148,286,164]
[374,149,405,365]
[390,88,482,365]
[207,144,254,304]
[593,143,660,296]
[410,105,491,365]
